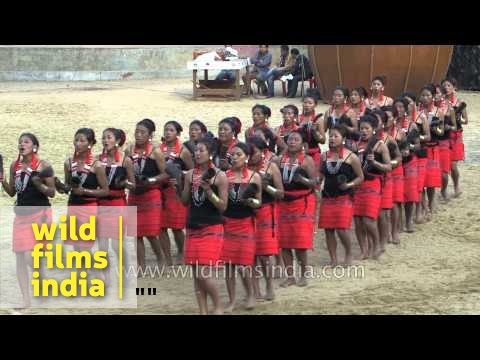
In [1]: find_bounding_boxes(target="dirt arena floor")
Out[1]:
[0,79,479,314]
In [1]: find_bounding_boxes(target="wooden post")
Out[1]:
[235,69,241,100]
[193,70,197,99]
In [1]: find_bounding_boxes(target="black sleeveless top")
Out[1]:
[15,170,50,207]
[438,115,453,141]
[261,163,275,204]
[321,152,355,198]
[68,167,99,205]
[358,148,383,180]
[183,140,196,158]
[105,165,127,189]
[424,109,441,145]
[140,158,160,177]
[450,100,464,131]
[455,111,464,131]
[131,155,160,195]
[300,123,320,150]
[415,118,428,158]
[103,165,127,199]
[402,154,414,164]
[224,173,256,219]
[187,172,223,228]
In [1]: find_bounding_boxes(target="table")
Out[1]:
[187,58,250,100]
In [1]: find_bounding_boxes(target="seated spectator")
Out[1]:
[265,45,295,98]
[195,48,225,63]
[216,45,239,82]
[242,45,272,95]
[286,48,313,98]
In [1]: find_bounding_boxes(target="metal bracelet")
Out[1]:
[248,198,261,207]
[265,185,278,196]
[209,192,220,205]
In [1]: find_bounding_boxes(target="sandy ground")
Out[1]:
[0,79,479,315]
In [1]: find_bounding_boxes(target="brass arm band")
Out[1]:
[265,185,278,196]
[208,192,220,205]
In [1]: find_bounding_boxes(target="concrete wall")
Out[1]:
[0,45,308,81]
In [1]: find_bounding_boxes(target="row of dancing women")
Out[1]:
[0,75,468,313]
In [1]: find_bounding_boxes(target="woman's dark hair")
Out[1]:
[103,128,126,147]
[247,135,268,151]
[281,104,299,116]
[303,94,319,104]
[359,114,379,130]
[333,86,349,98]
[280,45,289,52]
[137,118,156,134]
[233,142,251,157]
[372,75,387,86]
[220,117,242,138]
[329,124,347,138]
[289,129,306,143]
[190,120,207,133]
[441,77,457,88]
[338,114,352,127]
[420,84,436,96]
[165,120,183,135]
[252,104,271,118]
[372,109,388,125]
[19,132,40,148]
[75,128,96,145]
[393,98,409,117]
[197,137,217,155]
[352,86,368,98]
[401,91,416,103]
[433,83,447,95]
[381,105,394,114]
[291,48,299,56]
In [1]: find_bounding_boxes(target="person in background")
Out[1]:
[366,76,394,109]
[195,47,225,63]
[216,45,239,82]
[242,45,272,96]
[265,45,295,98]
[286,48,313,98]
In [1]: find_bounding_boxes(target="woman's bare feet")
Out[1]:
[279,277,296,288]
[326,259,338,268]
[224,302,236,313]
[245,297,256,310]
[424,210,432,222]
[441,189,450,202]
[392,233,400,245]
[343,255,353,266]
[265,287,275,301]
[406,221,415,233]
[373,248,385,260]
[297,277,308,287]
[212,306,224,315]
[355,252,369,261]
[14,298,31,311]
